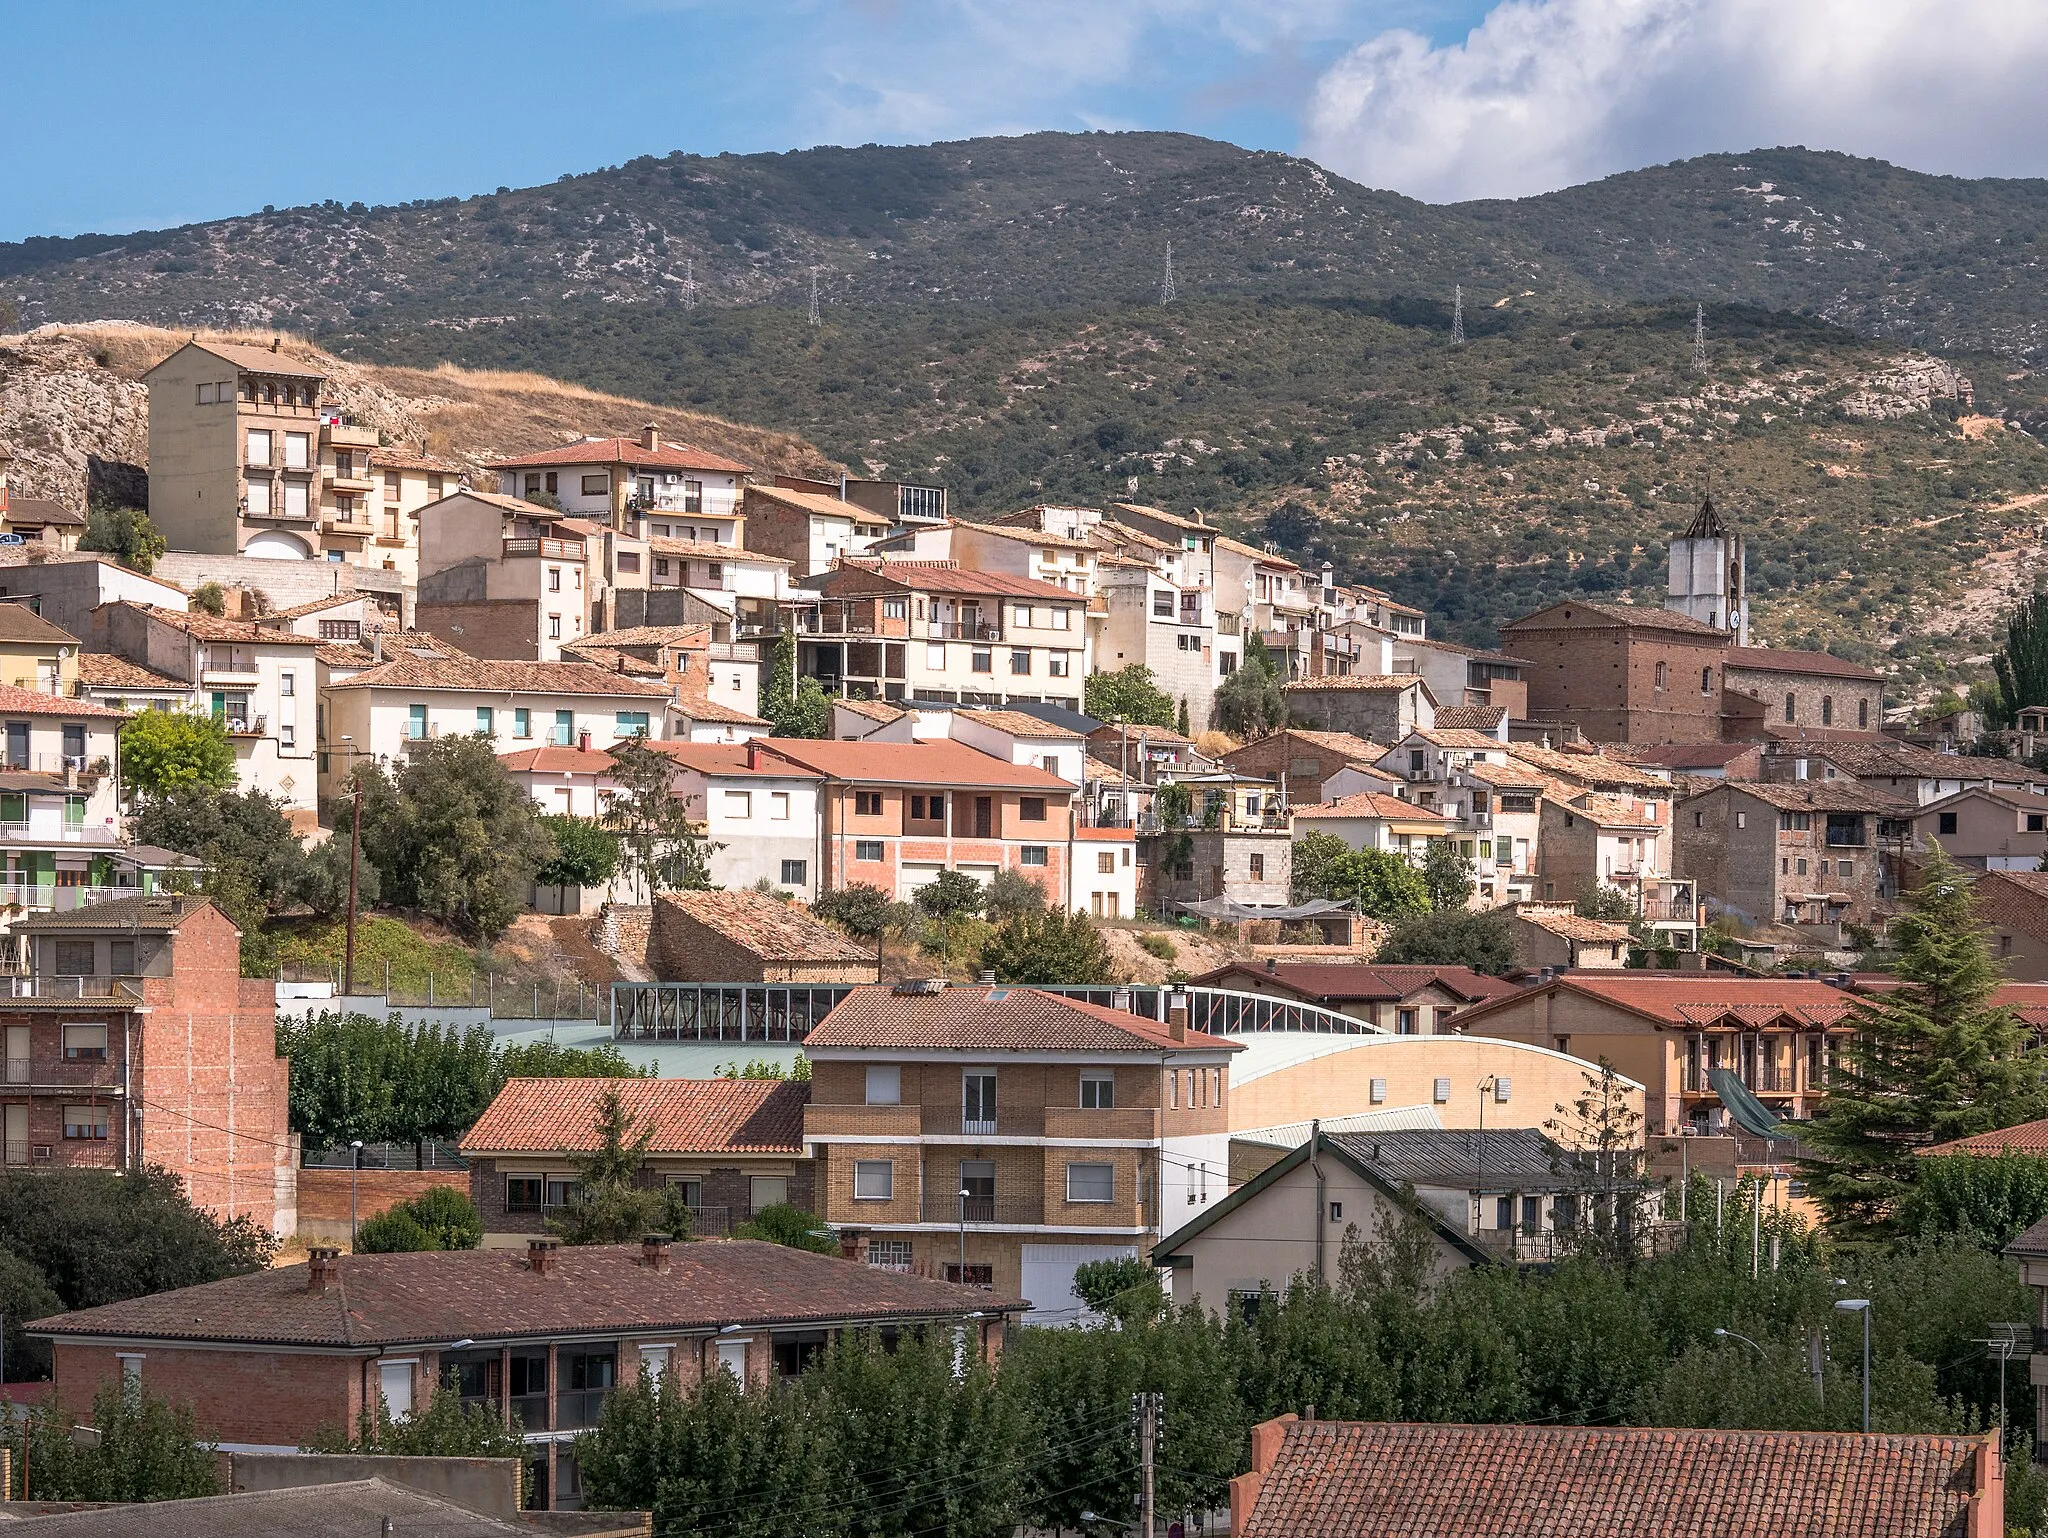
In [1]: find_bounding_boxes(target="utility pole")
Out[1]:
[1451,284,1465,346]
[342,774,363,998]
[807,267,821,327]
[1693,303,1708,373]
[1135,1390,1161,1538]
[1159,242,1177,305]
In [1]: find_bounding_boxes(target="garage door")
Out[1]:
[901,863,945,898]
[1020,1242,1142,1324]
[957,863,999,886]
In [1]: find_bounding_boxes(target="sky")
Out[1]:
[7,0,2048,244]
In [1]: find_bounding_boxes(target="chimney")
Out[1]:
[1265,957,1278,974]
[527,1237,561,1276]
[1167,991,1189,1041]
[1230,1414,1298,1538]
[746,739,761,769]
[270,336,280,353]
[306,1246,341,1294]
[370,628,383,665]
[641,422,661,453]
[837,1228,866,1264]
[641,1233,672,1272]
[578,729,592,752]
[979,969,997,985]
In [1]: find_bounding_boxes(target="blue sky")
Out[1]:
[7,0,2044,244]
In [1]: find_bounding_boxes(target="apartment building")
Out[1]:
[799,564,1091,709]
[318,650,672,799]
[0,685,131,932]
[1674,780,1911,929]
[741,481,900,577]
[1536,792,1672,903]
[755,737,1076,905]
[643,739,826,898]
[101,603,322,824]
[801,981,1241,1317]
[416,490,595,661]
[1,895,293,1232]
[493,427,748,538]
[368,447,464,583]
[1393,636,1532,718]
[1095,559,1222,732]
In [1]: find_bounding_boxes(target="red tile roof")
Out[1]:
[638,740,819,777]
[823,564,1083,602]
[1279,674,1429,693]
[672,696,771,726]
[757,738,1075,790]
[326,653,672,698]
[123,604,321,646]
[497,746,615,775]
[490,436,750,475]
[1292,792,1448,822]
[1513,908,1634,944]
[806,984,1240,1053]
[1725,645,1885,682]
[1453,974,1857,1032]
[1430,705,1507,733]
[0,683,128,719]
[1503,599,1726,636]
[77,653,184,692]
[1188,962,1517,1006]
[30,1240,1019,1348]
[1921,1115,2048,1157]
[1505,744,1673,792]
[1238,1418,1992,1538]
[655,890,876,964]
[462,1076,809,1155]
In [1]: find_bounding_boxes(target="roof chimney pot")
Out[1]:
[641,1233,672,1271]
[642,422,661,453]
[527,1237,561,1276]
[306,1246,341,1295]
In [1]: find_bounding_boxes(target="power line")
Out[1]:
[1451,284,1465,346]
[1159,242,1178,305]
[808,267,821,327]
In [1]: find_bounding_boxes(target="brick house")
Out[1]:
[1499,600,1728,744]
[1228,1415,2000,1538]
[1509,904,1634,969]
[648,889,879,984]
[1674,780,1913,929]
[1916,786,2048,871]
[460,1075,814,1241]
[1,894,294,1234]
[752,737,1077,908]
[801,981,1240,1318]
[31,1237,1017,1511]
[1219,729,1390,805]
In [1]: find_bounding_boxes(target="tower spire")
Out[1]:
[1159,241,1178,305]
[1451,284,1465,346]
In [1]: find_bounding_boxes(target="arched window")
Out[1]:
[1821,696,1834,726]
[1785,693,1797,723]
[1858,699,1869,729]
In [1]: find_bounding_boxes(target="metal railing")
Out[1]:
[503,537,586,560]
[0,976,142,1002]
[927,621,1001,641]
[919,1194,1046,1225]
[2,1054,121,1089]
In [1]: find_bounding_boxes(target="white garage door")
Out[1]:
[1020,1242,1142,1324]
[901,863,945,897]
[243,529,313,560]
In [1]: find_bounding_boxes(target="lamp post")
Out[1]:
[341,754,363,999]
[1713,1327,1765,1356]
[1835,1298,1871,1432]
[958,1186,971,1284]
[349,1139,364,1250]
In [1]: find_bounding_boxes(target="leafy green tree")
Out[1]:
[119,711,235,794]
[715,1056,811,1081]
[1421,838,1475,912]
[1176,697,1191,736]
[535,813,620,888]
[1992,587,2048,727]
[80,503,167,574]
[354,1184,484,1253]
[978,907,1114,985]
[1072,1257,1166,1324]
[1084,665,1177,728]
[735,1202,836,1253]
[783,678,834,739]
[1576,883,1637,921]
[1895,1150,2048,1249]
[1212,634,1286,739]
[293,829,383,922]
[305,1377,529,1463]
[984,866,1049,922]
[134,782,326,971]
[359,737,553,939]
[497,1039,649,1079]
[1375,909,1519,973]
[605,736,718,898]
[189,581,227,617]
[1802,845,2048,1235]
[3,1382,220,1502]
[1291,831,1431,921]
[548,1086,695,1245]
[0,1248,62,1382]
[915,867,985,920]
[811,882,897,938]
[760,629,796,725]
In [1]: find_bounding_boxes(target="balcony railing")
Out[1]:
[2,1054,121,1089]
[920,1194,1047,1226]
[927,621,1002,641]
[503,537,586,560]
[0,976,142,1003]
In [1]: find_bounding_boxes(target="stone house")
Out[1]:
[1509,904,1634,970]
[1220,729,1390,805]
[1279,675,1437,743]
[1756,740,2048,805]
[649,889,879,984]
[1674,780,1913,929]
[1721,646,1885,736]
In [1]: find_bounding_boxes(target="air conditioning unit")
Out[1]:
[30,1144,52,1162]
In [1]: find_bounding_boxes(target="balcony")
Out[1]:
[1043,1106,1162,1141]
[324,469,377,495]
[223,716,268,738]
[0,975,142,1003]
[200,666,261,688]
[928,621,1002,642]
[805,1104,922,1140]
[2,1053,122,1089]
[10,1141,118,1169]
[626,493,706,514]
[503,536,586,560]
[323,510,375,536]
[0,824,125,849]
[322,424,379,450]
[919,1194,1046,1225]
[554,1387,614,1431]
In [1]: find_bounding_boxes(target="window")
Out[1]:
[855,839,884,861]
[580,474,610,497]
[247,429,272,466]
[1859,698,1869,728]
[1494,1077,1512,1102]
[1153,591,1175,617]
[284,432,310,469]
[883,597,909,621]
[770,792,791,820]
[476,706,495,736]
[865,1065,901,1105]
[1396,1007,1418,1035]
[548,567,562,592]
[750,1175,788,1209]
[1796,857,1808,875]
[1020,796,1046,822]
[682,480,704,513]
[854,1160,895,1201]
[1010,649,1031,675]
[1736,811,1746,830]
[548,615,562,640]
[927,642,947,670]
[654,559,670,578]
[1066,1163,1115,1203]
[506,1175,543,1211]
[514,708,532,739]
[1369,1077,1388,1104]
[1432,1076,1451,1103]
[615,711,650,737]
[1098,851,1116,874]
[946,1263,994,1288]
[1784,692,1797,723]
[1249,853,1265,879]
[379,1361,415,1420]
[406,703,428,741]
[724,791,752,818]
[867,1239,914,1272]
[525,473,543,498]
[53,940,93,976]
[553,710,574,747]
[1021,846,1048,866]
[1821,695,1835,726]
[1938,812,1958,836]
[1654,660,1668,689]
[245,478,272,517]
[1014,605,1033,629]
[283,479,310,518]
[780,858,807,885]
[2031,814,2046,834]
[1049,652,1070,677]
[855,790,884,816]
[1838,859,1855,877]
[1080,1071,1114,1109]
[1702,667,1714,694]
[64,1104,109,1140]
[971,649,992,674]
[63,1023,107,1060]
[108,940,135,976]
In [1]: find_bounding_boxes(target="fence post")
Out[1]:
[428,972,434,1007]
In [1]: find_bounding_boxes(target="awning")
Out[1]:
[1174,897,1357,923]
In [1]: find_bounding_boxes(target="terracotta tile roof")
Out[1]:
[326,654,671,698]
[0,683,128,719]
[954,708,1081,740]
[1460,760,1550,791]
[121,604,322,646]
[806,983,1241,1053]
[745,483,881,520]
[1266,729,1389,761]
[1187,962,1517,1005]
[1213,535,1299,568]
[836,696,908,723]
[1513,908,1635,943]
[757,738,1075,790]
[656,889,875,963]
[672,696,771,726]
[1505,744,1672,792]
[1917,784,2048,816]
[316,643,375,668]
[560,643,668,677]
[490,436,750,475]
[462,1075,809,1155]
[1625,742,1758,770]
[1725,645,1885,682]
[1087,722,1192,746]
[1237,1418,1991,1538]
[1568,791,1664,829]
[823,564,1083,602]
[1923,1114,2048,1157]
[0,602,79,645]
[497,746,615,775]
[149,340,327,379]
[1413,728,1510,750]
[260,592,373,620]
[1783,741,2043,783]
[1965,870,2048,941]
[1292,792,1449,822]
[638,740,819,777]
[1280,675,1427,693]
[1400,637,1533,665]
[954,520,1100,552]
[578,624,711,648]
[1452,974,1857,1033]
[1431,705,1507,733]
[649,536,792,566]
[373,448,465,474]
[1503,599,1726,636]
[14,893,218,933]
[30,1239,1020,1348]
[422,487,544,519]
[76,653,184,692]
[1719,781,1914,814]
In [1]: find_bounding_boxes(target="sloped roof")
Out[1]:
[835,696,908,724]
[122,604,321,646]
[0,602,79,645]
[1332,1128,1566,1188]
[1451,975,1857,1033]
[806,983,1240,1053]
[14,893,220,933]
[1505,744,1671,792]
[954,707,1081,740]
[672,695,771,725]
[1432,704,1508,733]
[575,624,710,648]
[638,740,818,777]
[461,1076,809,1155]
[76,652,185,692]
[1291,792,1449,823]
[325,653,671,698]
[1186,962,1517,1006]
[1720,781,1913,814]
[1965,870,2048,943]
[1513,908,1635,944]
[1923,1115,2048,1158]
[1413,728,1509,750]
[757,738,1074,790]
[30,1239,1021,1348]
[1280,674,1430,694]
[3,497,86,527]
[1503,599,1726,636]
[1725,646,1885,682]
[0,683,128,719]
[648,537,791,566]
[824,563,1083,602]
[497,745,615,775]
[147,339,327,380]
[260,592,375,621]
[1237,1418,1990,1538]
[1625,742,1758,771]
[490,436,749,475]
[0,1478,535,1538]
[655,889,874,963]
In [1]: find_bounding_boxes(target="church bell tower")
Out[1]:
[1667,495,1747,644]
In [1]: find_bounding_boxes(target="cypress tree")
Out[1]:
[1993,587,2048,728]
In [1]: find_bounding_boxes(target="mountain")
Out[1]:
[6,132,2048,690]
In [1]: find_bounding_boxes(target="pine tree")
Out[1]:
[1175,697,1191,737]
[1993,587,2048,728]
[1213,635,1286,739]
[1801,844,2048,1235]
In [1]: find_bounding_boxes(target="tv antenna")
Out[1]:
[681,258,697,311]
[1451,284,1465,346]
[808,267,821,327]
[1693,303,1708,373]
[1159,241,1178,305]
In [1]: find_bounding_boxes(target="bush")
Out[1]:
[978,909,1114,985]
[736,1203,837,1253]
[1137,933,1177,961]
[79,503,167,574]
[812,883,898,939]
[1375,909,1519,973]
[915,868,986,921]
[354,1184,484,1253]
[985,868,1049,922]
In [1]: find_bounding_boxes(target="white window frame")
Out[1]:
[724,790,752,818]
[853,1159,895,1201]
[865,1065,901,1105]
[1065,1162,1115,1204]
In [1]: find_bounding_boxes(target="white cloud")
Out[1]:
[1302,0,2048,202]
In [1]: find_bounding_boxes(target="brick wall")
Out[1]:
[54,1341,364,1449]
[297,1168,469,1242]
[415,600,541,661]
[595,904,653,969]
[1504,616,1727,744]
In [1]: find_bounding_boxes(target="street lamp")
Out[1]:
[1713,1327,1765,1356]
[1835,1299,1872,1433]
[349,1139,364,1250]
[958,1186,972,1284]
[1079,1514,1138,1532]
